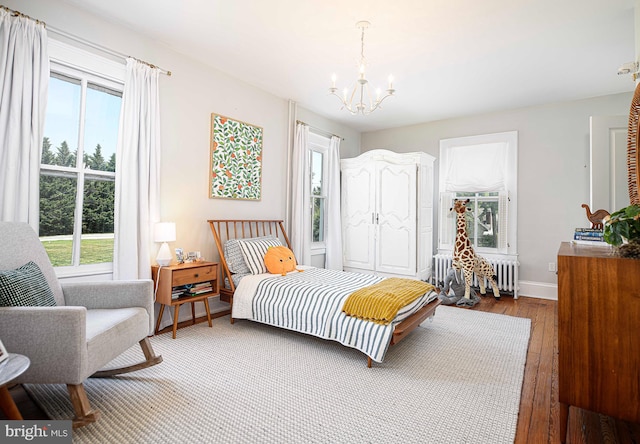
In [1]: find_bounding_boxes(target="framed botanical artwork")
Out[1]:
[210,114,263,200]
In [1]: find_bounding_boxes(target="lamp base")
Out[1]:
[156,242,172,266]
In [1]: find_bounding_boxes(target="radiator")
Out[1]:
[433,253,520,299]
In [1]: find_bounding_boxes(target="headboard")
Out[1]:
[207,219,291,303]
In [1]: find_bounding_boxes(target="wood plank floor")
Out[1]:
[3,296,640,443]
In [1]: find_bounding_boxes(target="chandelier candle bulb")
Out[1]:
[331,73,336,88]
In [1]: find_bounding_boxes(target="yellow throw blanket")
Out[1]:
[342,278,435,325]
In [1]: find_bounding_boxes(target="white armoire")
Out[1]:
[341,149,435,280]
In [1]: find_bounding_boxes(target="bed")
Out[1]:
[208,219,441,367]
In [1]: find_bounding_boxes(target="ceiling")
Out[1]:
[62,0,636,132]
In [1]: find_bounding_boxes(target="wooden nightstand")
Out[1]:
[152,261,220,338]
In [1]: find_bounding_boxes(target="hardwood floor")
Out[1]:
[3,296,639,443]
[476,296,640,444]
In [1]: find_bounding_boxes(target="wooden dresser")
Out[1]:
[557,242,640,442]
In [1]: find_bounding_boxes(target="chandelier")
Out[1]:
[329,21,395,115]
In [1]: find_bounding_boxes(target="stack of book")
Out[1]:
[171,285,189,300]
[573,228,608,246]
[188,282,213,295]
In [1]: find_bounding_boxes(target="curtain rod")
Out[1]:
[0,5,43,25]
[296,120,344,141]
[1,5,172,76]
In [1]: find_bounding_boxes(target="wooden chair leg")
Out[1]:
[67,383,100,429]
[92,337,162,378]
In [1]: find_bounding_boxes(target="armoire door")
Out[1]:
[341,161,376,270]
[375,161,417,276]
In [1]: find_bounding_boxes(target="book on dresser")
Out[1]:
[572,228,608,246]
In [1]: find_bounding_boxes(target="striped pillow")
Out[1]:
[0,261,57,307]
[223,239,252,274]
[238,237,283,275]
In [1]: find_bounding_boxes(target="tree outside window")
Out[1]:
[452,192,499,249]
[311,150,325,243]
[40,71,121,267]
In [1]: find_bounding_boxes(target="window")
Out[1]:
[39,40,125,274]
[308,132,330,247]
[438,131,517,255]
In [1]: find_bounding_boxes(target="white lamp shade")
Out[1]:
[154,222,176,243]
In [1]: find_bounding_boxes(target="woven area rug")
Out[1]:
[25,305,531,443]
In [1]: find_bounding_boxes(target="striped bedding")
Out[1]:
[231,267,438,363]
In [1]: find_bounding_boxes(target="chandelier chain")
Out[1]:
[360,26,366,63]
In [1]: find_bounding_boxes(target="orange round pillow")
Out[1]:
[264,246,302,276]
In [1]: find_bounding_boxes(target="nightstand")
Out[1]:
[152,261,220,338]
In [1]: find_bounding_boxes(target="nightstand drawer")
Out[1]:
[173,264,217,286]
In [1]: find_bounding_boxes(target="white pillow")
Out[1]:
[238,237,283,274]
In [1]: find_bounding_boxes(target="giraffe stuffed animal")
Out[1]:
[450,199,501,306]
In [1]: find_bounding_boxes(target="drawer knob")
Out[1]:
[194,273,199,278]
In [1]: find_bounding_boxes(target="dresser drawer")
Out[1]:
[172,264,217,286]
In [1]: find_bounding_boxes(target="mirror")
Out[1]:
[589,115,628,213]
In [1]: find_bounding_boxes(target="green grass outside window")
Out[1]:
[42,239,114,267]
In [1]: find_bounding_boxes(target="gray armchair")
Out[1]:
[0,222,162,428]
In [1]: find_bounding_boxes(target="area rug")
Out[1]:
[25,306,531,443]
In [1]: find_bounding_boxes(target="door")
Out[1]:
[375,161,417,276]
[341,161,376,270]
[590,115,628,213]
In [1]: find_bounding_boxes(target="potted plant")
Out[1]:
[603,204,640,258]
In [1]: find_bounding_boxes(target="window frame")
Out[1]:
[307,132,330,253]
[438,131,517,256]
[41,40,125,278]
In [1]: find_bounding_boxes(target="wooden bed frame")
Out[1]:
[208,219,440,367]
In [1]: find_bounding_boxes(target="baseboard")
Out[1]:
[518,280,558,300]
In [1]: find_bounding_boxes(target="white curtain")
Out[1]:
[0,10,48,230]
[324,135,343,270]
[291,122,311,266]
[113,58,161,280]
[442,142,507,192]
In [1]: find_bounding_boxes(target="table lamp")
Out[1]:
[154,222,176,266]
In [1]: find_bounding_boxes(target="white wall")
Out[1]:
[361,92,632,298]
[295,106,361,159]
[636,0,640,72]
[7,0,291,268]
